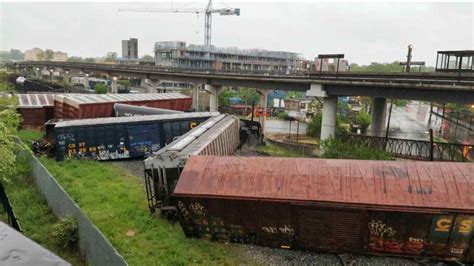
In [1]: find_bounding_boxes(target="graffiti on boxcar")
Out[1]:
[57,133,75,142]
[177,201,190,220]
[189,202,207,217]
[368,220,397,238]
[261,225,295,236]
[369,238,425,254]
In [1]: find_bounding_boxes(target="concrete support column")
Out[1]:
[256,89,270,133]
[192,85,199,110]
[320,96,338,142]
[111,78,118,93]
[370,97,387,136]
[205,84,222,112]
[84,74,89,89]
[143,79,158,93]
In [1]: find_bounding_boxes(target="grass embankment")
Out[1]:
[2,150,84,265]
[39,157,244,265]
[17,129,44,144]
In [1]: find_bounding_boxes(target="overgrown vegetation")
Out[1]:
[17,129,44,144]
[0,72,21,183]
[306,112,349,138]
[51,216,79,252]
[39,158,246,265]
[321,138,394,160]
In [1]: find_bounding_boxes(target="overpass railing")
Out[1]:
[339,134,472,162]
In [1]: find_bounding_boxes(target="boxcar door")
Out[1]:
[295,206,367,252]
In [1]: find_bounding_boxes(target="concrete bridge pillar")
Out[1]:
[320,96,338,142]
[192,84,200,110]
[84,74,89,89]
[205,84,222,112]
[111,77,118,93]
[369,97,387,136]
[256,89,270,133]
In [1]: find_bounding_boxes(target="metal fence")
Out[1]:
[339,134,472,162]
[30,156,127,266]
[0,182,22,232]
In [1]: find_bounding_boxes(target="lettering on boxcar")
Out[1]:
[435,218,452,232]
[459,219,472,234]
[190,122,198,129]
[368,220,397,238]
[406,185,432,195]
[261,225,295,236]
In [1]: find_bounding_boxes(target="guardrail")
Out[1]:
[0,182,22,232]
[339,134,472,162]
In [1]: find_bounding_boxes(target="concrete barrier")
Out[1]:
[31,156,127,266]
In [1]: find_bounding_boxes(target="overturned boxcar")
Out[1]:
[173,156,474,263]
[53,112,219,161]
[144,114,241,211]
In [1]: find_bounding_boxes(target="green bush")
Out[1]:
[306,113,349,138]
[277,111,290,120]
[94,83,108,94]
[321,138,394,160]
[356,111,371,132]
[51,215,79,251]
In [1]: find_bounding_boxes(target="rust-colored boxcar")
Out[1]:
[55,93,192,119]
[174,156,474,262]
[16,94,55,128]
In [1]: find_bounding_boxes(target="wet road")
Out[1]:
[264,101,432,141]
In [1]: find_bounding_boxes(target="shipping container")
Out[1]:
[54,93,192,119]
[53,112,219,161]
[174,156,474,262]
[15,94,55,128]
[144,114,241,210]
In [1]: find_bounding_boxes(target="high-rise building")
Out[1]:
[154,41,301,73]
[122,38,138,59]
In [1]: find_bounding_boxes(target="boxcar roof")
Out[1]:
[60,93,190,108]
[0,222,70,266]
[174,156,474,213]
[15,94,56,108]
[54,112,220,128]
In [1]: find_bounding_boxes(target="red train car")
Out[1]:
[55,93,192,119]
[174,156,474,262]
[16,94,55,128]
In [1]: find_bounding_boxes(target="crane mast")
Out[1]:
[119,0,240,47]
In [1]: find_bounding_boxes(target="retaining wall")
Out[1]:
[31,156,127,266]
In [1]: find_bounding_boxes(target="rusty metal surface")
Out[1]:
[174,156,474,212]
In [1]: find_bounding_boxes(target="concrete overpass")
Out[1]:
[9,61,474,143]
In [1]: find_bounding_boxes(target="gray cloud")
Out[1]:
[1,2,472,65]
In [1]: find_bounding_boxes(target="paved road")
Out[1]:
[264,101,432,141]
[265,120,307,134]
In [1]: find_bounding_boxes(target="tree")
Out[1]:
[141,55,154,61]
[286,91,304,99]
[393,99,409,107]
[0,72,22,183]
[94,83,108,94]
[117,80,131,88]
[84,58,95,63]
[104,52,117,63]
[67,56,84,62]
[355,111,371,133]
[218,88,238,108]
[43,49,54,61]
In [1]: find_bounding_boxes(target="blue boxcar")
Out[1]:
[53,112,218,161]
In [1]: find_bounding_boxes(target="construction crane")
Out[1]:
[119,0,240,47]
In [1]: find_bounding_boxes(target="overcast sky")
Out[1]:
[1,1,473,65]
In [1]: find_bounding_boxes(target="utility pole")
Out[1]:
[406,44,413,73]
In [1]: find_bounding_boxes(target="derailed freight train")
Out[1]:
[144,114,242,212]
[173,156,474,263]
[52,112,219,161]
